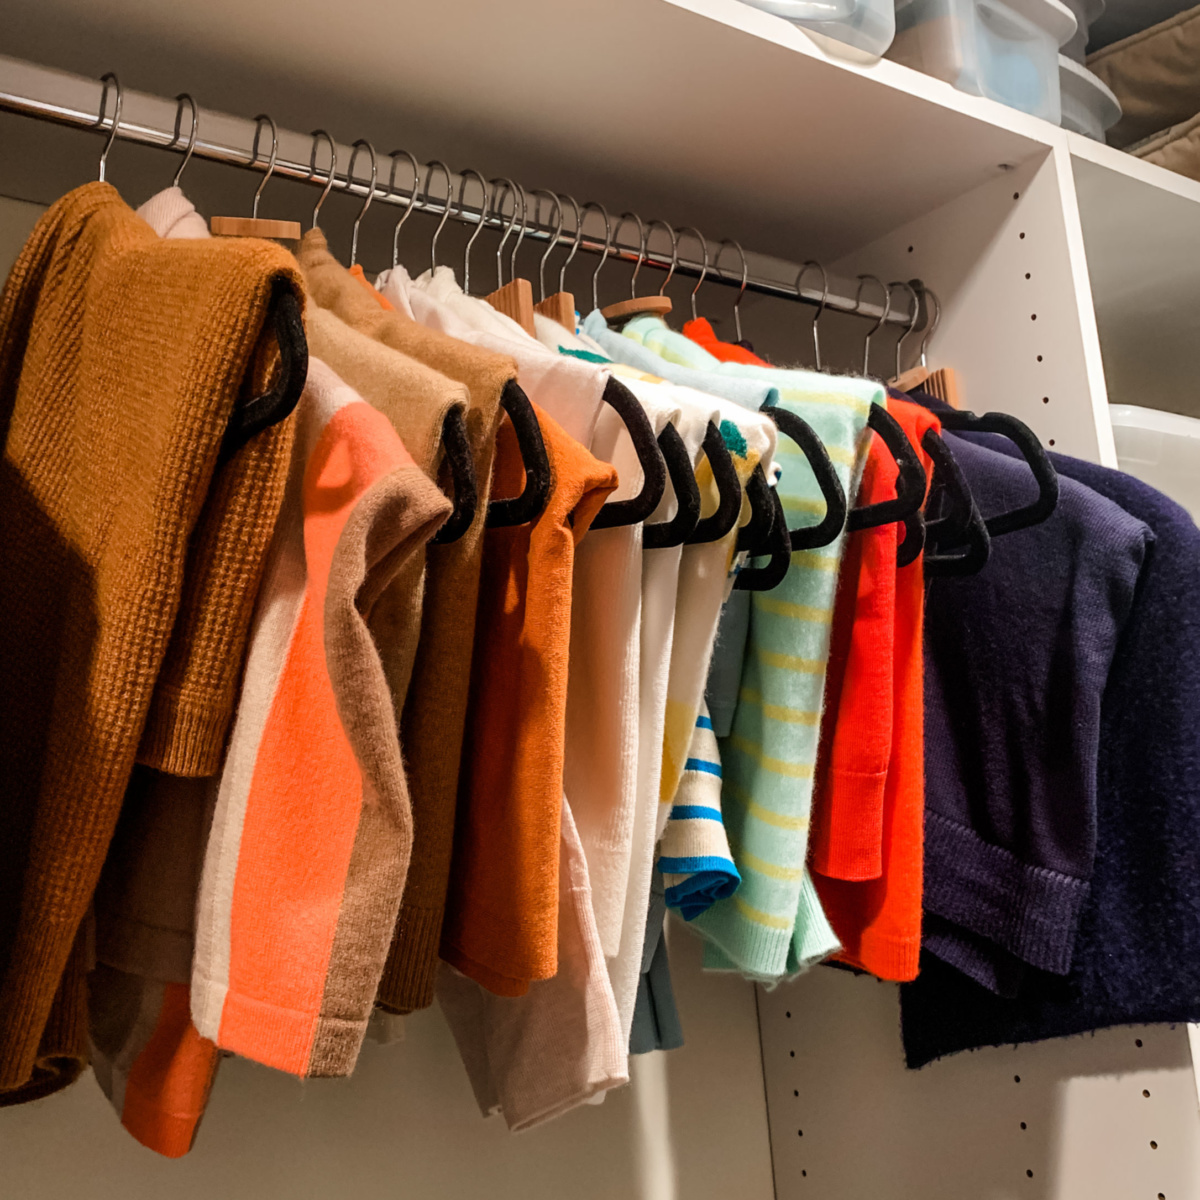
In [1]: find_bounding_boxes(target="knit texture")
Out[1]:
[0,182,302,1098]
[191,358,450,1077]
[902,449,1200,1067]
[813,397,936,982]
[436,799,627,1129]
[441,404,617,995]
[298,229,512,1014]
[682,316,767,366]
[658,705,740,919]
[692,381,874,980]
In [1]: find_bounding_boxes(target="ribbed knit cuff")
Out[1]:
[136,689,231,778]
[924,809,1090,976]
[376,904,445,1014]
[692,898,793,981]
[787,871,841,977]
[811,766,887,881]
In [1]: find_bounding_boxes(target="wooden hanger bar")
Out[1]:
[534,292,576,331]
[486,277,536,337]
[211,215,302,239]
[600,295,673,322]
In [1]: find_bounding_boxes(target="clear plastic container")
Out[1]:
[890,0,1077,122]
[734,0,896,57]
[1060,0,1104,63]
[1059,54,1121,139]
[1110,404,1200,523]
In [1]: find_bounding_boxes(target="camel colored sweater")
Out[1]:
[297,230,514,1013]
[0,181,302,1099]
[442,405,618,994]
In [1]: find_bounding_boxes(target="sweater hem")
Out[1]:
[923,809,1089,975]
[376,903,444,1014]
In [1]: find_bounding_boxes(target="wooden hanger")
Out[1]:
[601,216,676,323]
[210,114,302,240]
[485,178,535,337]
[533,192,580,331]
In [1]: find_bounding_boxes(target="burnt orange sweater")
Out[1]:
[441,405,617,996]
[0,182,302,1098]
[814,397,935,982]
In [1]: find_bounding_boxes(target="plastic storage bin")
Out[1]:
[1110,404,1200,522]
[733,0,896,57]
[1060,0,1104,62]
[1059,53,1121,138]
[890,0,1077,122]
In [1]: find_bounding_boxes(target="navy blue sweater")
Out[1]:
[903,447,1200,1068]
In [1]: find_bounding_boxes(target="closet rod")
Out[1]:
[0,54,920,328]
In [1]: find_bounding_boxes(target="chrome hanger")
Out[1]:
[250,114,283,222]
[387,149,420,268]
[676,226,709,321]
[458,169,489,295]
[346,139,377,269]
[795,260,828,370]
[489,177,520,288]
[508,181,529,283]
[308,130,337,229]
[716,239,749,344]
[531,189,563,302]
[423,160,452,273]
[652,220,679,297]
[855,274,891,377]
[170,93,198,188]
[582,201,612,312]
[96,72,122,182]
[556,193,584,294]
[890,280,921,379]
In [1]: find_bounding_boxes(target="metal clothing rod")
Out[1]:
[0,54,922,327]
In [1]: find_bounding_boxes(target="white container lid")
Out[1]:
[731,0,856,19]
[1004,0,1079,46]
[1059,54,1122,131]
[1110,404,1200,522]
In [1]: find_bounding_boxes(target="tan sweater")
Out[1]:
[0,182,303,1100]
[297,230,516,1013]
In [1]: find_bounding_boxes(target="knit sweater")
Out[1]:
[0,182,303,1100]
[192,357,450,1076]
[902,451,1200,1067]
[296,229,512,1014]
[441,404,617,995]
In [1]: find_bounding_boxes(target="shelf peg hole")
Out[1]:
[1151,1141,1159,1150]
[1027,1169,1034,1178]
[1014,1075,1021,1083]
[1025,272,1031,280]
[1020,1122,1027,1130]
[1144,1089,1151,1098]
[1019,231,1026,239]
[793,1089,799,1098]
[1136,1038,1144,1047]
[789,1050,795,1058]
[1049,439,1056,446]
[1042,396,1049,404]
[1037,354,1043,362]
[1013,191,1020,200]
[1031,313,1037,321]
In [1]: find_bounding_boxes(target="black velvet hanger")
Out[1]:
[925,494,991,577]
[686,421,742,545]
[644,423,701,549]
[737,463,776,553]
[896,511,925,569]
[733,485,791,592]
[590,378,667,530]
[221,277,308,462]
[845,405,927,533]
[487,380,552,527]
[761,405,848,550]
[937,409,1059,536]
[430,407,478,545]
[919,428,991,576]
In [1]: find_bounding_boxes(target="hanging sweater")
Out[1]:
[811,396,937,983]
[0,182,303,1101]
[902,449,1200,1067]
[191,357,449,1076]
[692,381,875,980]
[297,229,512,1014]
[440,403,617,995]
[682,315,766,367]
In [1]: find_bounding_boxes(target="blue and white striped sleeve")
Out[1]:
[656,703,741,920]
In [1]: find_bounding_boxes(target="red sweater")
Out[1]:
[813,397,937,982]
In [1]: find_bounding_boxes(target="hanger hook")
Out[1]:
[346,139,378,269]
[795,260,828,371]
[855,275,892,377]
[457,169,490,296]
[170,93,198,189]
[890,280,921,378]
[249,114,282,220]
[387,149,420,269]
[423,160,452,273]
[557,193,583,294]
[676,226,710,321]
[509,181,529,282]
[489,178,519,289]
[308,130,337,230]
[96,72,123,183]
[648,220,679,297]
[582,201,612,313]
[612,212,647,300]
[716,240,749,344]
[531,190,563,302]
[917,283,941,367]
